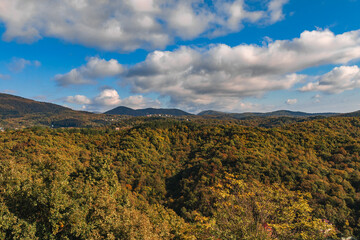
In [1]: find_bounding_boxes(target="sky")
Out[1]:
[1,0,360,114]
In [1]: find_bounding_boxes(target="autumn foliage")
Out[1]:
[1,117,360,239]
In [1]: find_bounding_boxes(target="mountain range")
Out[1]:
[105,106,192,116]
[104,107,342,118]
[3,93,360,128]
[197,109,338,119]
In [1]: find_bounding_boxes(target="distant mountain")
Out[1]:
[198,110,338,119]
[259,110,337,117]
[338,110,360,117]
[0,93,111,128]
[197,110,226,116]
[0,93,73,117]
[105,106,192,116]
[105,106,137,116]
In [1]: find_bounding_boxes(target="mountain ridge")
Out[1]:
[0,93,355,121]
[105,106,193,116]
[0,93,75,117]
[198,109,339,119]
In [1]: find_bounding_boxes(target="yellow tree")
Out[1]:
[204,174,336,240]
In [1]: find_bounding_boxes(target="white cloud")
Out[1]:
[55,57,124,86]
[226,1,264,29]
[166,3,210,39]
[172,96,269,113]
[125,29,360,110]
[66,89,161,111]
[285,98,297,105]
[93,89,122,106]
[0,0,288,51]
[299,66,360,94]
[268,0,288,23]
[120,95,161,109]
[7,57,41,72]
[66,95,92,105]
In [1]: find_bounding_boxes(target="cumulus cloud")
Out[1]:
[120,95,161,109]
[66,95,92,105]
[125,29,360,110]
[93,89,122,106]
[174,96,269,113]
[0,0,288,51]
[299,66,360,94]
[7,57,41,72]
[55,57,124,86]
[66,89,161,111]
[285,99,297,105]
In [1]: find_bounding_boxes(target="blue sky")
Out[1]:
[1,0,360,113]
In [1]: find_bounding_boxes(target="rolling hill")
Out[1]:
[0,93,120,128]
[339,110,360,117]
[105,106,192,116]
[198,109,338,119]
[0,93,74,117]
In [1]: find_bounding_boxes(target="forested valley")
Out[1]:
[1,116,360,239]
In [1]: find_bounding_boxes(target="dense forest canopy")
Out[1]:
[1,117,360,239]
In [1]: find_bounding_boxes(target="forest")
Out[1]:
[1,116,360,239]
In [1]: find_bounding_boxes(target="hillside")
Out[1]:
[0,93,73,117]
[1,117,360,239]
[0,93,128,128]
[0,93,356,132]
[339,110,360,117]
[198,109,338,119]
[105,106,192,116]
